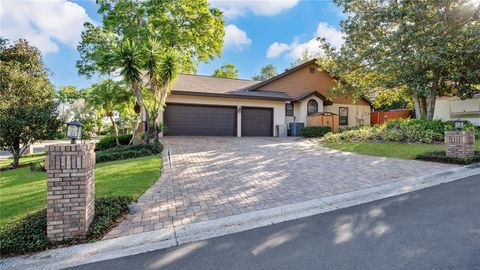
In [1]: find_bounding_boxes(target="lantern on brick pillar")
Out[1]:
[66,120,83,144]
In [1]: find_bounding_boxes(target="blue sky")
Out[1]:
[1,0,345,89]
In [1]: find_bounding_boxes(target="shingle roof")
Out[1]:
[171,74,291,100]
[172,74,261,94]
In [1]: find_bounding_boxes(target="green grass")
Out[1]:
[0,155,161,227]
[0,155,46,168]
[323,140,480,160]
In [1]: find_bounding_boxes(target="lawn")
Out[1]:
[0,155,161,227]
[323,140,480,160]
[0,154,46,168]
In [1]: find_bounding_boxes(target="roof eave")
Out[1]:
[170,90,291,101]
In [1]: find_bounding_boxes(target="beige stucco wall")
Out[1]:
[434,96,480,125]
[324,104,371,127]
[288,95,324,126]
[163,94,287,136]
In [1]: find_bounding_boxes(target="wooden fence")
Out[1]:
[370,110,411,125]
[306,113,339,133]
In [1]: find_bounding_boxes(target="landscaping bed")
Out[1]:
[321,119,480,162]
[415,151,480,165]
[0,197,130,257]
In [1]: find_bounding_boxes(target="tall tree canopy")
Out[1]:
[77,0,222,142]
[319,0,480,119]
[252,64,277,81]
[213,63,239,79]
[77,0,224,77]
[0,39,61,167]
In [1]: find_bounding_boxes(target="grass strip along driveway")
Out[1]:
[0,155,161,227]
[323,141,480,160]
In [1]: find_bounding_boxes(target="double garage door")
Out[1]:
[164,103,273,136]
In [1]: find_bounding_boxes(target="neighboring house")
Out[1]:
[434,94,480,125]
[161,59,371,137]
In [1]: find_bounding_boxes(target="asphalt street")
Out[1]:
[70,174,480,270]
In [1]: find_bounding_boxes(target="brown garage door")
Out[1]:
[164,104,237,136]
[241,107,273,136]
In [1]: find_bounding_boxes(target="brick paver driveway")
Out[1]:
[105,137,453,239]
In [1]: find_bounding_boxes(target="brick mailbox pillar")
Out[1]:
[45,143,95,241]
[445,131,475,158]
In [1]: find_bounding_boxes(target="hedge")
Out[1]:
[95,134,132,151]
[0,197,130,257]
[300,126,332,138]
[415,151,480,165]
[95,143,163,163]
[323,118,480,144]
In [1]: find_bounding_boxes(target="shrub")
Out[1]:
[95,134,132,151]
[415,151,480,165]
[301,126,332,138]
[0,197,131,257]
[30,161,45,172]
[96,143,163,163]
[323,125,380,143]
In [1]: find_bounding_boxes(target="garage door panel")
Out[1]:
[164,104,236,136]
[242,107,273,137]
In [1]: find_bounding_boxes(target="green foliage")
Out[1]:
[96,143,163,163]
[96,134,132,151]
[300,126,332,138]
[87,197,131,239]
[77,0,224,77]
[252,64,277,81]
[30,161,45,172]
[323,119,475,144]
[320,0,480,119]
[0,39,61,167]
[213,63,239,79]
[0,197,130,257]
[415,151,480,165]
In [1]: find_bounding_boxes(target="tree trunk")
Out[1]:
[130,82,149,144]
[427,83,438,120]
[130,113,140,145]
[109,115,119,145]
[419,96,428,118]
[412,95,422,119]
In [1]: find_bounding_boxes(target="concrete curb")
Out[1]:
[1,164,479,270]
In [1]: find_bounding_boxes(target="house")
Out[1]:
[434,94,480,125]
[161,59,372,137]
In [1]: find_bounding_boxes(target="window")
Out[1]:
[309,67,316,74]
[307,99,318,115]
[339,107,348,126]
[285,103,294,116]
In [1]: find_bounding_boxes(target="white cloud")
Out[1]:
[223,24,252,51]
[0,0,93,54]
[210,0,299,18]
[266,42,291,58]
[265,22,344,60]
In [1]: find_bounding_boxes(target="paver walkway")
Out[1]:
[104,137,453,239]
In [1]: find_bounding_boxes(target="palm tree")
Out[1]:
[143,38,178,142]
[113,39,148,144]
[86,79,132,145]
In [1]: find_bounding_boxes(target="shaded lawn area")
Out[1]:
[323,140,480,159]
[0,155,161,227]
[0,155,46,168]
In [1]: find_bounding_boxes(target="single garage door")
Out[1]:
[242,107,273,136]
[164,104,237,136]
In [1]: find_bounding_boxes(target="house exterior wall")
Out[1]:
[257,63,370,106]
[163,94,287,136]
[434,96,480,126]
[288,95,325,126]
[324,104,371,127]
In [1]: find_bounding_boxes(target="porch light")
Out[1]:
[66,120,83,144]
[454,119,465,130]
